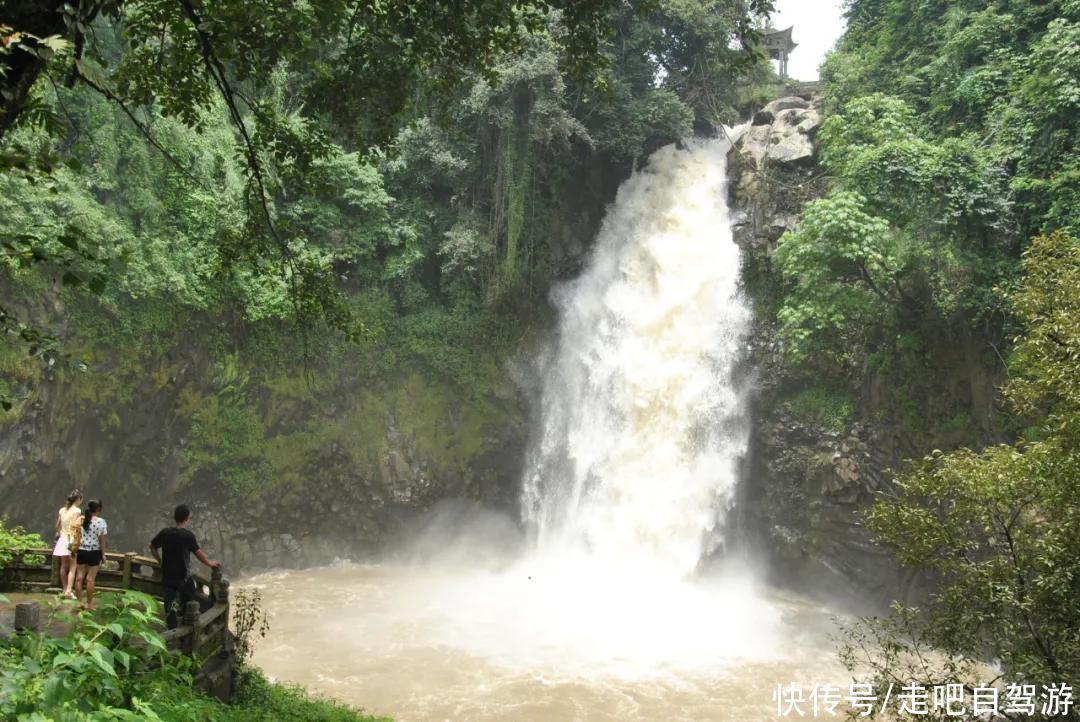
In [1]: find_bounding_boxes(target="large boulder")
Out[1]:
[752,96,811,125]
[765,96,810,114]
[727,95,829,256]
[740,105,824,168]
[775,106,823,137]
[766,130,815,165]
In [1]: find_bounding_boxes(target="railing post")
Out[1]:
[210,567,223,603]
[121,553,135,589]
[214,568,232,656]
[183,600,201,656]
[49,554,60,588]
[14,601,41,632]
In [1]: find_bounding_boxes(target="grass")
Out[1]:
[220,667,392,722]
[784,386,854,433]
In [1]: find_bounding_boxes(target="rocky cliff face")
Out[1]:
[0,340,529,571]
[727,95,1004,607]
[727,95,920,607]
[729,95,825,255]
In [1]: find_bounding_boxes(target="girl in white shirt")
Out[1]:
[75,499,107,610]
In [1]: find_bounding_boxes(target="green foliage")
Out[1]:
[865,443,1080,682]
[0,0,775,500]
[0,590,388,721]
[0,591,202,720]
[818,94,1007,234]
[0,520,45,569]
[222,667,391,722]
[1004,231,1080,443]
[2,0,691,375]
[774,88,1018,369]
[842,232,1080,694]
[783,386,853,433]
[2,0,773,365]
[825,4,1080,657]
[776,0,1080,435]
[824,0,1080,238]
[583,0,772,157]
[774,191,893,364]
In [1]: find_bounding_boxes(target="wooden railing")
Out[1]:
[1,547,231,662]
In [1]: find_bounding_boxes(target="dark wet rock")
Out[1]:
[727,97,920,609]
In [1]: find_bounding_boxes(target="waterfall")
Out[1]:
[522,137,750,580]
[248,137,823,699]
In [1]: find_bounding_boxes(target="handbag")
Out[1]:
[68,514,84,554]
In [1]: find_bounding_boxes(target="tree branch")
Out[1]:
[993,503,1059,676]
[172,0,317,347]
[173,0,291,265]
[73,68,209,189]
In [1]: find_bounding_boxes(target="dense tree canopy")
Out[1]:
[0,0,641,344]
[843,231,1080,702]
[826,0,1080,237]
[0,0,775,410]
[0,0,779,463]
[774,93,1012,368]
[771,0,1080,442]
[813,0,1080,705]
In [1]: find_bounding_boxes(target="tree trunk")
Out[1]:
[0,0,69,139]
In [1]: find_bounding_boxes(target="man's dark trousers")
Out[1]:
[163,577,210,629]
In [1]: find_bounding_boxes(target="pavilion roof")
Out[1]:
[764,25,797,50]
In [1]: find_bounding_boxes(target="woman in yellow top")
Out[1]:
[52,489,83,600]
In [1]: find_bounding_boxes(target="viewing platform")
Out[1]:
[0,548,234,698]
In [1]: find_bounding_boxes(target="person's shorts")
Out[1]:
[76,549,102,566]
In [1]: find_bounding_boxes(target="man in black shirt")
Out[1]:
[150,504,223,629]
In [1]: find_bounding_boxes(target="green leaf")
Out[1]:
[42,674,67,706]
[21,657,40,675]
[89,647,118,677]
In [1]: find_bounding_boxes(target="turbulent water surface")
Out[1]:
[246,561,845,721]
[246,137,848,721]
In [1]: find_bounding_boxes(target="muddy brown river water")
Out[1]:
[245,559,850,722]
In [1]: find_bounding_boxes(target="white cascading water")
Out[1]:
[522,136,750,580]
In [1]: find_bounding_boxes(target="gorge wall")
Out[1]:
[728,94,1003,606]
[0,338,527,569]
[1,93,1001,608]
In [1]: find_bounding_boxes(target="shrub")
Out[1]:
[0,520,45,570]
[783,386,854,433]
